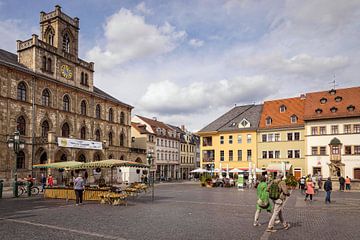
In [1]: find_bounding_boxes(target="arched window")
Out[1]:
[95,104,101,119]
[108,108,113,122]
[95,129,101,141]
[41,120,49,137]
[42,56,47,71]
[120,112,125,124]
[17,82,27,101]
[63,33,70,53]
[17,116,26,135]
[80,100,87,115]
[78,154,86,162]
[60,154,67,162]
[46,28,55,46]
[120,133,125,147]
[40,152,47,164]
[94,153,101,161]
[120,155,125,160]
[80,126,86,139]
[108,132,113,146]
[81,72,84,85]
[85,74,88,86]
[16,151,25,169]
[63,95,70,111]
[62,123,70,137]
[47,58,52,72]
[42,89,51,106]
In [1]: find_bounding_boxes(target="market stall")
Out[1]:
[33,159,149,202]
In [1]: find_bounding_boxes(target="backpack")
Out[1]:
[257,190,269,208]
[268,181,281,200]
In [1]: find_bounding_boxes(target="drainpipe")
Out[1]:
[31,76,36,177]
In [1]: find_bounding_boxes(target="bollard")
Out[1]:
[13,181,19,198]
[27,182,31,197]
[0,180,3,199]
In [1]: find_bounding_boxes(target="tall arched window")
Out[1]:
[47,58,52,72]
[80,100,87,115]
[108,108,113,122]
[85,74,88,86]
[42,89,51,106]
[63,95,70,112]
[95,104,101,119]
[95,129,101,141]
[80,126,86,139]
[17,82,27,101]
[16,151,25,169]
[42,56,47,71]
[108,132,113,146]
[63,33,70,53]
[60,154,67,162]
[78,154,86,162]
[120,112,125,124]
[41,120,49,137]
[62,123,70,137]
[81,72,84,85]
[120,133,125,147]
[17,116,26,135]
[46,28,55,46]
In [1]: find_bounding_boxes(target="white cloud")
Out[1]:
[86,8,186,70]
[138,75,275,115]
[189,38,204,48]
[135,2,153,15]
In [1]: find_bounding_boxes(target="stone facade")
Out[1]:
[0,6,133,185]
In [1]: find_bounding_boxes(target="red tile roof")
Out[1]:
[304,87,360,120]
[259,97,305,129]
[135,115,173,133]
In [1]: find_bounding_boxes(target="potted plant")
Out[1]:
[285,175,298,189]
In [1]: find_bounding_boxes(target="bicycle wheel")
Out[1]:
[18,187,24,196]
[31,187,40,195]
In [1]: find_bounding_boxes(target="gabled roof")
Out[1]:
[131,122,153,135]
[259,97,305,129]
[304,86,360,120]
[135,115,174,133]
[0,48,132,108]
[199,104,263,132]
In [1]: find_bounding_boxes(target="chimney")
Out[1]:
[181,125,185,131]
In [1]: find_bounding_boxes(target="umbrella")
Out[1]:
[226,164,230,178]
[229,168,245,173]
[191,168,209,173]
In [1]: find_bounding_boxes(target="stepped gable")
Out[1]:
[199,104,262,132]
[304,86,360,120]
[259,97,305,129]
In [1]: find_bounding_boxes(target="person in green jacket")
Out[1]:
[254,176,272,226]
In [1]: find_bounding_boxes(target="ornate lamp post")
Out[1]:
[147,150,154,201]
[7,131,25,197]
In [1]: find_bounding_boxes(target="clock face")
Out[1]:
[61,65,73,79]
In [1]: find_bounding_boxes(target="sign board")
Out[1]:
[237,174,244,188]
[57,137,102,150]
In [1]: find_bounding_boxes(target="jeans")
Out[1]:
[325,191,331,203]
[340,184,345,191]
[346,184,351,190]
[305,194,313,201]
[268,199,286,229]
[75,189,84,204]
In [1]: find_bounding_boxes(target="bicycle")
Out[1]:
[18,184,40,196]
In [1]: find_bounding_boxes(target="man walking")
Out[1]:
[324,177,332,204]
[345,176,351,191]
[266,173,291,233]
[74,173,85,206]
[339,176,345,191]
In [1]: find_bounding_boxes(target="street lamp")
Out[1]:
[7,131,25,197]
[147,150,155,201]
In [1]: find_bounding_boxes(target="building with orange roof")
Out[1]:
[304,86,360,179]
[257,96,306,179]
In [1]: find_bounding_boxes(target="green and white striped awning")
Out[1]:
[32,161,82,169]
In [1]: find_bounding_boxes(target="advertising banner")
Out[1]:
[57,137,102,150]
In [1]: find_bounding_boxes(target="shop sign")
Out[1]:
[58,137,102,150]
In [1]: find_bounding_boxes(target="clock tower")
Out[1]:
[17,5,94,91]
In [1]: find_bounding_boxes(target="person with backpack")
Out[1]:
[266,173,290,233]
[253,176,272,226]
[339,176,345,191]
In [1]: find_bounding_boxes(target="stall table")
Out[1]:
[44,187,111,201]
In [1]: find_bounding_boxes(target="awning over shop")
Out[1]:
[266,163,292,172]
[69,159,149,170]
[32,161,82,169]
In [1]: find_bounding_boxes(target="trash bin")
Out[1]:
[0,180,3,198]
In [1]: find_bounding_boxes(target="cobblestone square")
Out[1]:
[1,183,360,240]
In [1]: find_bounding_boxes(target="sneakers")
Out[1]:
[283,223,290,230]
[76,204,79,206]
[266,228,277,233]
[275,220,281,225]
[253,222,261,227]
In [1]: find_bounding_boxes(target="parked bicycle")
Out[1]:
[18,184,40,196]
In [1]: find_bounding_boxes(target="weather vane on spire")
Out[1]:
[330,74,338,89]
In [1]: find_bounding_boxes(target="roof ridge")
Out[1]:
[215,104,256,131]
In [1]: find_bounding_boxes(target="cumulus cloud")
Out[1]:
[138,75,276,115]
[86,8,186,70]
[135,2,153,15]
[189,38,204,47]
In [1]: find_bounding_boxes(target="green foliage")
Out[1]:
[200,173,212,186]
[285,175,298,187]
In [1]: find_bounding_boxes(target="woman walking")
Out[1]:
[253,176,272,226]
[304,179,315,201]
[74,173,85,206]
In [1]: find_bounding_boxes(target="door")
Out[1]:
[294,168,302,180]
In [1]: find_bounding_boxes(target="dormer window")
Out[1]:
[330,107,338,113]
[315,108,323,114]
[334,96,342,102]
[320,98,327,104]
[290,115,298,123]
[347,105,355,112]
[280,105,287,113]
[239,119,250,128]
[329,89,336,95]
[266,117,272,126]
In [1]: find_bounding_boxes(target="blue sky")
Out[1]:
[1,1,359,131]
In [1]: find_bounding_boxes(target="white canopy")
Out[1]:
[229,168,245,173]
[191,168,209,173]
